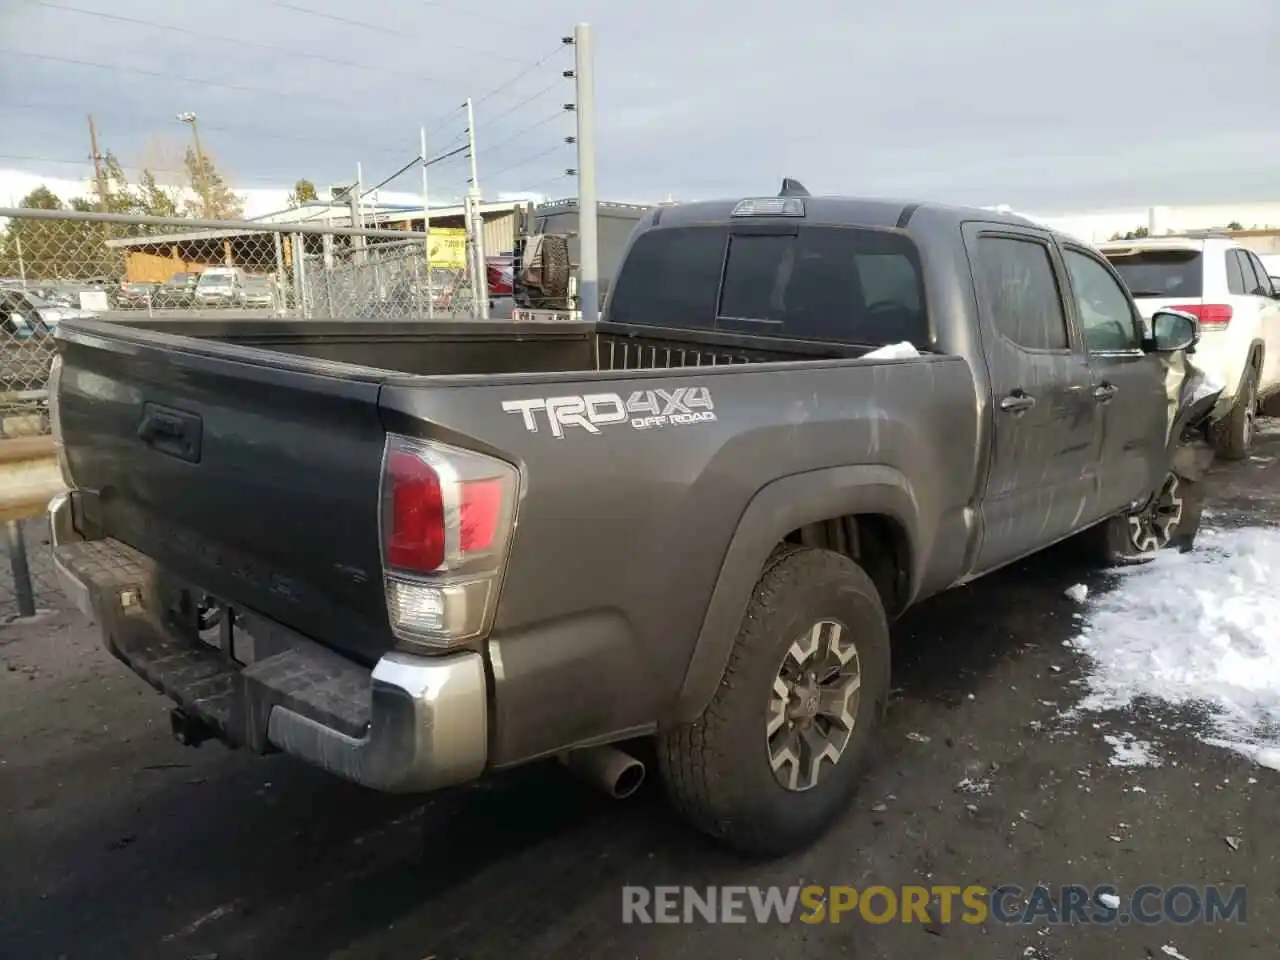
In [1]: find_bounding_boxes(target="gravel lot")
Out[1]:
[2,426,1278,960]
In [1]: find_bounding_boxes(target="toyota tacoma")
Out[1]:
[48,184,1218,856]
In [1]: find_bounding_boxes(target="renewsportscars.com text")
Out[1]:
[622,884,1247,926]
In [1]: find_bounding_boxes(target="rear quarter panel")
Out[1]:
[379,356,980,764]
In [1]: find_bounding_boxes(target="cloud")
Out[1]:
[1,0,1276,210]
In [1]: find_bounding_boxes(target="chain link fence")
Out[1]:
[0,207,483,622]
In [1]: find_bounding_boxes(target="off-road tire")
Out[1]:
[1082,472,1195,565]
[1214,366,1257,461]
[657,547,891,858]
[540,235,571,300]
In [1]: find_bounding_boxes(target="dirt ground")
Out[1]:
[2,426,1278,960]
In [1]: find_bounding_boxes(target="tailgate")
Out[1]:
[56,320,393,664]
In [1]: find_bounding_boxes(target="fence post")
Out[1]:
[5,520,35,619]
[291,234,307,319]
[273,232,287,313]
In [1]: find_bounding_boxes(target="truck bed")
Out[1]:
[54,315,970,693]
[119,317,869,375]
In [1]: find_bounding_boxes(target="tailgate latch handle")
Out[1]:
[138,412,183,441]
[137,403,203,463]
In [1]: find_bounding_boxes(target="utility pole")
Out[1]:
[465,97,490,320]
[352,163,366,266]
[573,23,599,323]
[176,112,212,217]
[86,114,108,211]
[420,126,434,318]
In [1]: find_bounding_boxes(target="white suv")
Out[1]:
[1099,235,1280,459]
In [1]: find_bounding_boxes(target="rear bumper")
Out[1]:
[48,494,488,794]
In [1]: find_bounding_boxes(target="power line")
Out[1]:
[416,0,548,30]
[474,41,569,109]
[360,156,422,198]
[482,108,568,158]
[0,49,376,108]
[0,153,287,185]
[485,143,565,182]
[32,1,470,87]
[426,143,472,168]
[482,79,563,130]
[518,173,573,198]
[359,143,471,199]
[0,100,453,159]
[262,0,526,62]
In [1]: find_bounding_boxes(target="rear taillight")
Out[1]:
[47,354,74,488]
[1171,303,1232,329]
[379,434,520,651]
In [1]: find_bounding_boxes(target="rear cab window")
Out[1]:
[1103,247,1203,298]
[607,223,928,348]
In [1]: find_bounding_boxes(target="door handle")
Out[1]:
[1093,383,1118,403]
[999,392,1037,414]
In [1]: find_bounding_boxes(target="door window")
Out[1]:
[972,236,1069,350]
[1064,249,1142,352]
[1241,251,1273,296]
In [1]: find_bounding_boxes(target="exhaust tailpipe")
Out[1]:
[559,744,646,799]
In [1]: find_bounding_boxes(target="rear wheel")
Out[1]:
[1214,366,1257,461]
[658,547,891,857]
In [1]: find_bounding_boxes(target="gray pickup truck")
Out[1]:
[48,187,1218,856]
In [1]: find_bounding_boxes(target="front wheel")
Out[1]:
[1087,472,1196,565]
[658,547,891,857]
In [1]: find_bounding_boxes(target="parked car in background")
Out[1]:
[241,275,276,309]
[1100,234,1280,459]
[486,255,514,297]
[1,288,95,391]
[194,268,246,307]
[153,272,200,309]
[0,289,97,333]
[117,282,160,309]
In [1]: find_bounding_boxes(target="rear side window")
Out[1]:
[971,236,1069,351]
[607,225,727,330]
[608,224,928,346]
[718,227,926,345]
[1225,250,1249,295]
[1105,249,1203,298]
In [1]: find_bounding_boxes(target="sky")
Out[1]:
[1,0,1278,217]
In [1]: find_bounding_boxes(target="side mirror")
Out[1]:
[1148,308,1200,353]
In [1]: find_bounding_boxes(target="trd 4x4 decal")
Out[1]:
[502,387,716,438]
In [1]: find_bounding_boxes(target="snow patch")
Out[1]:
[1068,528,1280,760]
[1065,583,1089,603]
[1103,732,1163,768]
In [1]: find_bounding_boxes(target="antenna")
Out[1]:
[779,178,810,198]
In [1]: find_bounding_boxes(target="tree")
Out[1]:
[0,187,94,280]
[1226,221,1244,231]
[136,169,182,220]
[288,178,318,207]
[182,146,244,220]
[1108,226,1150,241]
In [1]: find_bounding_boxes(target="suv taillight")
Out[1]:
[379,434,520,651]
[1171,303,1232,329]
